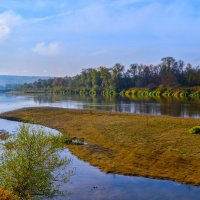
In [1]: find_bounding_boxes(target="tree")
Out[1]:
[160,57,177,86]
[91,69,101,89]
[17,57,200,94]
[0,125,72,199]
[128,64,138,78]
[110,63,124,90]
[99,66,111,89]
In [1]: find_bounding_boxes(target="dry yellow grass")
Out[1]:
[1,107,200,185]
[0,188,19,200]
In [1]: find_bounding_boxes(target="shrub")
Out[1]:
[188,126,200,135]
[0,125,72,199]
[61,135,73,145]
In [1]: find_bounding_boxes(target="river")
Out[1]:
[0,93,200,200]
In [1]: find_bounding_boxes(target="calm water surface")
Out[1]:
[0,93,200,200]
[0,93,199,118]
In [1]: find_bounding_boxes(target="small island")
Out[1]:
[1,107,200,185]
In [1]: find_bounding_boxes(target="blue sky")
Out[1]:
[0,0,200,76]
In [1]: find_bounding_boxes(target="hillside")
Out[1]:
[0,75,50,88]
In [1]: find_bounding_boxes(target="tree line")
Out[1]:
[18,57,200,95]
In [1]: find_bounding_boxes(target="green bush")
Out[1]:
[188,126,200,135]
[0,124,72,199]
[61,135,73,144]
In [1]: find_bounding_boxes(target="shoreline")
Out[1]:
[1,107,200,185]
[1,106,199,119]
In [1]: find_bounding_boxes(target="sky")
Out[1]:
[0,0,200,76]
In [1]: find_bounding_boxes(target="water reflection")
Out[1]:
[32,94,200,118]
[0,93,199,118]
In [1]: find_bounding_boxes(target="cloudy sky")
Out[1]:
[0,0,200,76]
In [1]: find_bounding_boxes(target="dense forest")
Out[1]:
[18,57,200,97]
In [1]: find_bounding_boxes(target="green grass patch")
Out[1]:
[189,126,200,135]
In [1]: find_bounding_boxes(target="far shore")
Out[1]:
[1,107,200,185]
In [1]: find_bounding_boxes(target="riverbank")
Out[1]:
[1,107,200,185]
[122,86,200,99]
[16,86,200,98]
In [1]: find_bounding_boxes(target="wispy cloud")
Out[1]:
[0,9,71,42]
[0,11,22,41]
[32,42,62,55]
[27,11,71,24]
[58,0,200,39]
[0,0,200,76]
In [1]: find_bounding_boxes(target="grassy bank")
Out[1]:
[16,86,200,98]
[1,107,200,185]
[122,86,200,99]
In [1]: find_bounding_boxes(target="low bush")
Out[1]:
[189,126,200,135]
[0,125,72,199]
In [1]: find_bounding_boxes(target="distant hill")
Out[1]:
[0,75,50,87]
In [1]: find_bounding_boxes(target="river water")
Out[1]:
[0,93,200,200]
